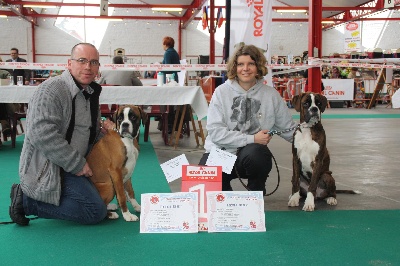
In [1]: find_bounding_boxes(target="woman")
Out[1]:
[198,44,296,194]
[330,66,344,79]
[160,36,188,134]
[162,36,180,83]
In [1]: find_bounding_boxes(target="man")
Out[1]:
[9,43,108,226]
[97,55,143,86]
[6,48,30,85]
[0,56,13,137]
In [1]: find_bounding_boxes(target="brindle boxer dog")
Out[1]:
[87,105,147,221]
[288,92,358,211]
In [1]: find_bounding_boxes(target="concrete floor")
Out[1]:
[149,104,400,211]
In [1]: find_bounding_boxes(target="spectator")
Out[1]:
[321,65,329,79]
[0,56,16,137]
[6,48,30,85]
[347,67,359,79]
[330,66,345,79]
[98,56,143,86]
[160,36,189,134]
[144,63,156,79]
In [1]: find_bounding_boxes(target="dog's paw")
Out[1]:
[108,211,119,219]
[107,203,118,211]
[122,211,139,222]
[288,192,300,207]
[326,197,337,205]
[302,192,315,211]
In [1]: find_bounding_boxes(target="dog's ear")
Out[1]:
[113,106,123,124]
[112,109,118,123]
[316,94,328,113]
[138,106,148,126]
[292,94,303,112]
[231,96,240,108]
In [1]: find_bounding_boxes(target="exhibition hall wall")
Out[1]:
[0,6,399,64]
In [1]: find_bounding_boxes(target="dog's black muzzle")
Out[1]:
[304,106,320,123]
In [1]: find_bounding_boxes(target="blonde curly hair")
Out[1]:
[226,44,268,80]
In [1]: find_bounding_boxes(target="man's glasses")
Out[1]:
[71,58,100,66]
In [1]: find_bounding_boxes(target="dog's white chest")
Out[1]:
[121,137,139,183]
[294,128,319,175]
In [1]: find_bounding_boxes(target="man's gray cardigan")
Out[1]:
[19,70,102,206]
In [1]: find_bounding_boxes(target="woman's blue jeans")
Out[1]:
[23,173,107,225]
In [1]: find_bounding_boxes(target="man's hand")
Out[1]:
[102,118,116,130]
[76,162,93,177]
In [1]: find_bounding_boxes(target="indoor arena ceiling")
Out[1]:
[0,0,398,28]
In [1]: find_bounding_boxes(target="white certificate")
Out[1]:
[140,192,198,233]
[206,191,266,233]
[206,147,237,174]
[160,154,189,183]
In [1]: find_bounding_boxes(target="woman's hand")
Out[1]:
[254,129,272,145]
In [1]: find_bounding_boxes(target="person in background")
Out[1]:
[0,56,11,79]
[161,36,180,83]
[160,36,189,134]
[98,56,143,86]
[9,43,108,226]
[198,44,296,195]
[6,48,30,85]
[0,56,14,137]
[0,102,11,143]
[347,67,359,79]
[346,67,360,107]
[321,65,329,79]
[144,63,157,79]
[330,66,345,79]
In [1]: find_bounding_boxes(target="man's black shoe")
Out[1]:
[9,184,30,226]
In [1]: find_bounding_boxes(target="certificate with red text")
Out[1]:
[206,191,266,233]
[140,192,198,233]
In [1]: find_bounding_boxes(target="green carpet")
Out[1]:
[292,113,400,120]
[1,133,399,265]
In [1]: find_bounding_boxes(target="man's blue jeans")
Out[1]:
[23,173,107,225]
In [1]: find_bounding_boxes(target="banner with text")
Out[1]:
[344,21,361,53]
[322,79,355,100]
[229,0,272,84]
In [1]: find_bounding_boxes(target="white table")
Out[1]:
[0,85,208,148]
[0,85,208,121]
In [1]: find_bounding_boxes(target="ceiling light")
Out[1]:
[0,15,7,18]
[151,8,183,12]
[23,5,57,8]
[322,21,335,24]
[276,9,307,13]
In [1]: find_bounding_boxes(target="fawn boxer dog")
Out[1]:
[288,92,358,211]
[87,105,147,221]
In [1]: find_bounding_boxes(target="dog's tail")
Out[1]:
[336,190,362,194]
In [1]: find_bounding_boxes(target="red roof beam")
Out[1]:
[7,2,193,9]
